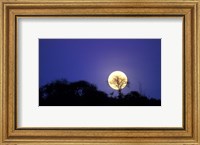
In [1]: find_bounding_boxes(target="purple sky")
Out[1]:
[39,39,161,99]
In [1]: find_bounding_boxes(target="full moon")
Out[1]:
[108,71,128,90]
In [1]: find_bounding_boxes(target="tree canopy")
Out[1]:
[39,79,161,106]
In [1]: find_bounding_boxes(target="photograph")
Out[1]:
[39,39,161,106]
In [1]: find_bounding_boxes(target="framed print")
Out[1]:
[0,0,199,144]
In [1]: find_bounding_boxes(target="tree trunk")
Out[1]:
[118,89,122,99]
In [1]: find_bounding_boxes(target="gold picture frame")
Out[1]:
[0,0,199,144]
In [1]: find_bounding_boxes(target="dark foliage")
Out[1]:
[39,79,161,106]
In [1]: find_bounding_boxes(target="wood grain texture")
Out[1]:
[0,0,199,144]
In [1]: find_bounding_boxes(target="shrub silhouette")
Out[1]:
[39,79,161,106]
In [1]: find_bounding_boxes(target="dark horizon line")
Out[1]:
[39,78,160,100]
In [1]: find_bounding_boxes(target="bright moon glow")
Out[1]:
[108,71,128,90]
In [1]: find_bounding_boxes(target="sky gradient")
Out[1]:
[39,39,161,99]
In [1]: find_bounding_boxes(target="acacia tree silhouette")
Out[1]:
[109,75,127,98]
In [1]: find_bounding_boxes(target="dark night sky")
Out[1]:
[39,39,161,99]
